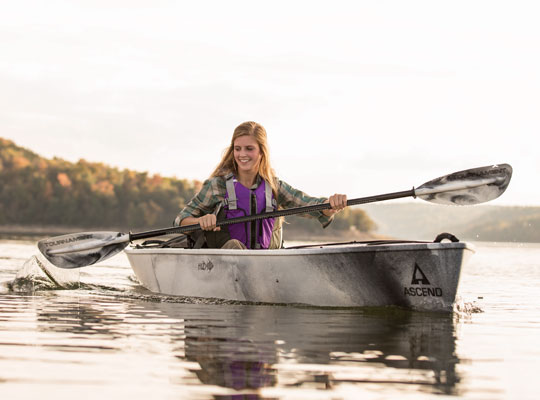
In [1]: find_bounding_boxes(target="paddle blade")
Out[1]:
[37,231,130,269]
[415,163,512,205]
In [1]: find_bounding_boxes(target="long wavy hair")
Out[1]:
[211,121,278,197]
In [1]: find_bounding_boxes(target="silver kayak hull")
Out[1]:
[125,242,474,312]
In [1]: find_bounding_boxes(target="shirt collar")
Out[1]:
[232,174,262,189]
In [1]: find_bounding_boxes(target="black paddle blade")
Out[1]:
[415,163,512,205]
[37,231,130,269]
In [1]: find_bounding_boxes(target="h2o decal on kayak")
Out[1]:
[404,263,443,297]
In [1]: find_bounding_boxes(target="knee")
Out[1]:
[221,239,247,249]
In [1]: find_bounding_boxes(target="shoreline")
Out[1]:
[2,225,533,244]
[1,224,382,242]
[0,225,130,240]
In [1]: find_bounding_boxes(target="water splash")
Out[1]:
[8,253,81,292]
[453,296,484,315]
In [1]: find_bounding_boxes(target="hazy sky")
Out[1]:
[1,0,538,206]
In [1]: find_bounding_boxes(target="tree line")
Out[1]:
[0,138,197,229]
[0,138,376,235]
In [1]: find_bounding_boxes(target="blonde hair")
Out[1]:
[211,121,278,197]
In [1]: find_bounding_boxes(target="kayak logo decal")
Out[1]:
[197,259,214,272]
[411,263,430,285]
[403,263,443,298]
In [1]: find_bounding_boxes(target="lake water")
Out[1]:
[1,238,539,399]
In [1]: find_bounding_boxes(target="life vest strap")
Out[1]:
[225,174,238,210]
[265,181,273,213]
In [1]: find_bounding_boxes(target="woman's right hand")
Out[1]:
[197,214,221,231]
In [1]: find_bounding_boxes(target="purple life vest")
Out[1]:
[224,175,276,249]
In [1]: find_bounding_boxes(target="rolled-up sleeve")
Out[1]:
[276,180,334,228]
[174,178,224,226]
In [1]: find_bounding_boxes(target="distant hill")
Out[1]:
[2,137,535,242]
[0,137,198,231]
[361,203,540,243]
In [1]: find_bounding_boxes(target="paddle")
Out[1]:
[38,163,512,269]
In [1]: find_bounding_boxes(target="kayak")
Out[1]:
[125,237,473,312]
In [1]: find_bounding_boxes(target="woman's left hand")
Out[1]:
[322,193,348,216]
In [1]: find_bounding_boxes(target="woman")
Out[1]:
[175,121,347,249]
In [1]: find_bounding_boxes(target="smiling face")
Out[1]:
[233,135,262,176]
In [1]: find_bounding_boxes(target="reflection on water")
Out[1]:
[173,305,459,396]
[0,289,460,399]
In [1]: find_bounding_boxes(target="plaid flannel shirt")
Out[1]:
[174,175,333,228]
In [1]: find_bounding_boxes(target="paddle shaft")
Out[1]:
[130,188,415,241]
